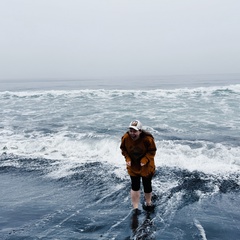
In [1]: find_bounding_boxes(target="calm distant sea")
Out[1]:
[1,73,240,91]
[0,74,240,239]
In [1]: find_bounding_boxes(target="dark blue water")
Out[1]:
[0,75,240,239]
[1,157,239,240]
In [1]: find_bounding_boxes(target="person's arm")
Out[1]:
[140,137,156,166]
[120,135,132,164]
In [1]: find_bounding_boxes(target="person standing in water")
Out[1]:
[120,120,157,213]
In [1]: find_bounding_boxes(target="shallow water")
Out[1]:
[1,159,239,240]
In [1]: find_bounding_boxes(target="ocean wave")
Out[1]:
[1,84,240,98]
[1,136,239,177]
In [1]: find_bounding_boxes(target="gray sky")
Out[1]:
[0,0,240,80]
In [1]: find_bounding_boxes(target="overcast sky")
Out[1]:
[0,0,240,80]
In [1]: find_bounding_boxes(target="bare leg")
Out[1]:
[131,190,140,209]
[144,192,152,205]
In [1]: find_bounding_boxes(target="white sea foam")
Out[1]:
[1,131,239,178]
[157,140,240,174]
[194,219,207,240]
[1,83,240,97]
[1,83,239,179]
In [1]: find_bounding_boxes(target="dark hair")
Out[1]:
[141,130,154,138]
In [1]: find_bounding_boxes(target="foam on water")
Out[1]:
[1,83,240,97]
[194,219,207,240]
[1,84,240,181]
[1,136,239,181]
[158,140,240,174]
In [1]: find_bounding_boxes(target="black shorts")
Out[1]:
[130,175,152,193]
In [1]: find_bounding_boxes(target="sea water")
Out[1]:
[0,74,240,239]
